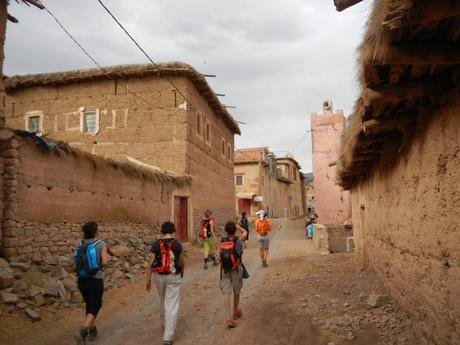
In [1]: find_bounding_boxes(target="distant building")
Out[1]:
[303,173,315,216]
[311,100,350,225]
[5,63,241,239]
[234,147,305,218]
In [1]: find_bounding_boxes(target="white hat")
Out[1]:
[256,210,265,217]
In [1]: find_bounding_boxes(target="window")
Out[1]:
[221,138,226,156]
[25,111,44,135]
[196,112,202,136]
[206,123,211,144]
[28,116,41,133]
[227,143,232,159]
[235,175,244,186]
[82,111,98,134]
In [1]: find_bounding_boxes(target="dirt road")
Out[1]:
[3,218,417,345]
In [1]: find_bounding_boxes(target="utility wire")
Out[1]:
[290,129,312,154]
[44,6,151,106]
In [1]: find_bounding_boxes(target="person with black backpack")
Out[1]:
[146,221,185,345]
[238,211,250,247]
[73,221,109,345]
[199,209,218,269]
[219,221,248,329]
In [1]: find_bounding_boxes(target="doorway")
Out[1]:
[238,198,251,215]
[174,197,188,241]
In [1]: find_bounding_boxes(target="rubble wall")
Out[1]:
[0,131,190,261]
[351,105,460,345]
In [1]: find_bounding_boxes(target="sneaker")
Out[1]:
[226,319,237,328]
[75,327,88,345]
[87,327,97,342]
[163,341,173,345]
[233,308,243,319]
[203,261,208,270]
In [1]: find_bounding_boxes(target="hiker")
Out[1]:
[199,209,218,269]
[238,211,250,247]
[255,210,271,267]
[73,221,109,345]
[219,221,248,328]
[146,221,185,345]
[306,220,313,240]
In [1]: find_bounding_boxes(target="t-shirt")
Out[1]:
[239,216,249,230]
[255,219,271,236]
[151,239,183,274]
[80,239,107,279]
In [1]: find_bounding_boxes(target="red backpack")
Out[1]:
[199,219,212,239]
[152,239,176,274]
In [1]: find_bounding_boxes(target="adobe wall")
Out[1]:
[5,76,189,174]
[184,79,236,229]
[311,111,350,225]
[0,130,190,261]
[351,106,460,345]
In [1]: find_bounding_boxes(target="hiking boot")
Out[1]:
[203,259,208,270]
[163,341,174,345]
[75,327,88,345]
[87,327,97,342]
[226,319,237,328]
[233,308,243,319]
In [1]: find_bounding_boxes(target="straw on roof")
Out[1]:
[337,0,460,189]
[5,62,241,135]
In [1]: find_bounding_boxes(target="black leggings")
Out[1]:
[78,278,104,316]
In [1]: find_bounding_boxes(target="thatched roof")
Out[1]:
[5,62,241,135]
[14,129,191,187]
[337,0,460,190]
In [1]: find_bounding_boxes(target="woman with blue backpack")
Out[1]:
[73,221,109,345]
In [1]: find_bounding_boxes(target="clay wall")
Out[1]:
[351,106,460,344]
[311,110,350,225]
[0,130,190,261]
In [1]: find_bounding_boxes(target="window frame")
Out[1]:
[235,174,244,186]
[196,111,202,137]
[221,138,226,157]
[205,122,211,145]
[24,111,44,136]
[80,109,100,135]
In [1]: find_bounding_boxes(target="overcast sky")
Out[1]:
[5,0,371,172]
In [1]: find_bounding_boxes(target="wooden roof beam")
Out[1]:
[362,112,417,135]
[386,44,460,65]
[334,0,365,12]
[384,0,460,29]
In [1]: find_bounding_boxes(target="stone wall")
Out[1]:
[351,105,460,345]
[0,129,190,261]
[327,225,353,253]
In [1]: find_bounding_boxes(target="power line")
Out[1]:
[290,129,312,154]
[44,6,151,106]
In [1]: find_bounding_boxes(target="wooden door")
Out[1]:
[174,197,188,241]
[238,199,251,215]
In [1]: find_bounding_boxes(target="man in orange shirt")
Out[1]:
[255,210,271,267]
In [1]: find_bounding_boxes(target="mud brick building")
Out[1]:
[311,100,350,225]
[234,147,306,218]
[336,1,460,344]
[4,63,241,239]
[0,128,191,260]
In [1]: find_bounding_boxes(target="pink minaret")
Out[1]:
[311,100,351,225]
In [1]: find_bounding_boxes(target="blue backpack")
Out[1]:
[73,240,101,278]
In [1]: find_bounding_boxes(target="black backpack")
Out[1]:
[220,238,240,273]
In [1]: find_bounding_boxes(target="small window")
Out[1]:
[196,112,202,136]
[235,175,244,186]
[206,123,211,144]
[227,143,232,159]
[221,138,226,156]
[25,111,44,135]
[28,116,41,133]
[83,111,98,133]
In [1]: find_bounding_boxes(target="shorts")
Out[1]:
[257,236,269,249]
[78,278,104,316]
[220,265,243,295]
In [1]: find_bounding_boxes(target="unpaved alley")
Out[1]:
[2,218,417,345]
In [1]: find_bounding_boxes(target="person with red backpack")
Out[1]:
[219,221,248,328]
[146,221,185,345]
[199,209,218,269]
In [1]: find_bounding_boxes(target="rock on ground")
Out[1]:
[0,258,15,289]
[367,293,390,308]
[0,291,19,304]
[24,308,41,321]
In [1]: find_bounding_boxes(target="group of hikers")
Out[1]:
[72,209,272,345]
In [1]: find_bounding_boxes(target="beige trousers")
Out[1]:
[154,273,182,342]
